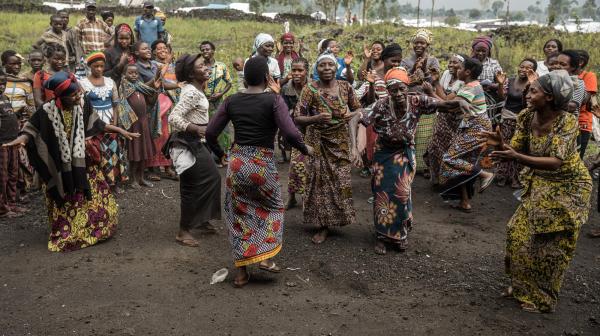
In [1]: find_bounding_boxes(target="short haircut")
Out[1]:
[461,55,483,79]
[101,11,114,21]
[50,14,62,23]
[151,39,168,52]
[134,41,148,52]
[372,41,385,49]
[28,50,43,58]
[1,50,18,65]
[244,56,269,86]
[292,57,309,71]
[42,42,66,59]
[559,50,581,70]
[520,57,538,72]
[575,49,590,68]
[199,41,215,51]
[321,38,333,53]
[57,9,69,16]
[544,39,563,52]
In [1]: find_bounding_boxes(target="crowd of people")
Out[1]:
[1,1,600,313]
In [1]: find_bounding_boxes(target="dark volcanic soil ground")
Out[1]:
[1,164,600,336]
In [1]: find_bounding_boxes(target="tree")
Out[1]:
[491,0,504,17]
[416,0,421,26]
[547,0,579,23]
[469,8,482,19]
[341,0,357,25]
[582,0,598,20]
[479,0,491,9]
[315,0,334,21]
[444,8,460,26]
[430,0,436,27]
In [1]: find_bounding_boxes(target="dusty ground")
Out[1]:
[1,164,599,336]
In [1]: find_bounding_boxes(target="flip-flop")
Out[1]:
[259,261,281,273]
[374,243,387,255]
[175,236,200,247]
[520,302,541,313]
[147,174,161,182]
[479,173,495,193]
[451,204,473,213]
[233,273,250,288]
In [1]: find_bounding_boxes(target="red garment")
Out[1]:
[578,71,598,132]
[32,71,55,103]
[146,93,173,167]
[276,51,299,75]
[365,125,378,162]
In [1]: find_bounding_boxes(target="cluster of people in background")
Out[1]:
[1,2,600,314]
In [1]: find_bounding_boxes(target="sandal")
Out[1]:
[395,240,408,252]
[311,228,328,244]
[259,260,281,273]
[147,174,161,182]
[520,302,541,313]
[175,236,200,247]
[374,242,387,255]
[479,173,495,193]
[0,211,21,219]
[163,170,179,181]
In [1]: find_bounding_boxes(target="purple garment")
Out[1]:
[206,92,308,158]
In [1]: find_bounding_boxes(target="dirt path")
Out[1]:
[1,165,599,335]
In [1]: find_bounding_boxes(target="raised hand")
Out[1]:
[525,68,538,84]
[344,51,354,66]
[495,70,507,85]
[481,126,504,148]
[366,70,377,83]
[363,45,371,59]
[267,75,280,94]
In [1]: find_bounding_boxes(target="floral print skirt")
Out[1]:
[439,114,492,200]
[424,112,459,185]
[225,145,283,267]
[371,145,415,243]
[46,165,118,252]
[287,148,307,195]
[496,118,520,185]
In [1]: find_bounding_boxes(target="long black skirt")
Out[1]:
[179,143,222,230]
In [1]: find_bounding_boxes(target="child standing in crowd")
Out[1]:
[119,64,158,188]
[25,51,44,83]
[0,71,28,218]
[312,38,354,83]
[33,14,69,64]
[33,42,67,108]
[80,52,127,193]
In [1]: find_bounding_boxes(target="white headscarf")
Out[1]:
[252,33,275,56]
[316,52,338,68]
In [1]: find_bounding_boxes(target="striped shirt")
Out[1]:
[74,17,111,55]
[457,81,487,116]
[5,78,34,115]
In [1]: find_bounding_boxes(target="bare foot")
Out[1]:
[374,240,386,255]
[0,211,21,218]
[175,230,199,247]
[311,228,329,244]
[233,267,250,288]
[139,179,154,188]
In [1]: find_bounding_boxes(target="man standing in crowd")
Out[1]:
[134,2,164,45]
[57,10,79,71]
[74,0,112,57]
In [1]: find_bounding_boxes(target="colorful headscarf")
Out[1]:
[252,33,275,56]
[280,32,295,42]
[155,11,166,19]
[453,54,465,63]
[85,51,105,66]
[412,29,433,44]
[117,23,133,34]
[536,70,574,109]
[472,36,493,52]
[43,71,79,109]
[384,67,410,86]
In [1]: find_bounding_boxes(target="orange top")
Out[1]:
[578,71,597,132]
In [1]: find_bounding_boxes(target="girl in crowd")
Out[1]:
[574,50,597,158]
[495,58,538,188]
[424,54,464,185]
[100,11,115,36]
[312,38,354,83]
[167,53,222,247]
[4,72,138,252]
[104,23,135,86]
[359,41,386,83]
[426,56,494,212]
[295,52,362,244]
[206,56,311,287]
[352,68,438,254]
[402,29,440,177]
[79,52,127,193]
[199,40,233,160]
[282,57,309,209]
[537,39,562,76]
[471,36,503,126]
[556,50,587,118]
[33,42,67,108]
[277,33,301,87]
[485,70,591,313]
[119,64,158,188]
[104,23,135,87]
[146,39,178,182]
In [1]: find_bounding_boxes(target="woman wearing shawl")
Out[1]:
[277,32,301,87]
[103,23,135,87]
[241,33,281,84]
[484,70,591,313]
[294,52,362,244]
[166,54,222,247]
[423,54,464,185]
[79,52,128,193]
[471,36,503,125]
[4,71,138,252]
[401,29,440,177]
[206,57,311,287]
[351,68,437,254]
